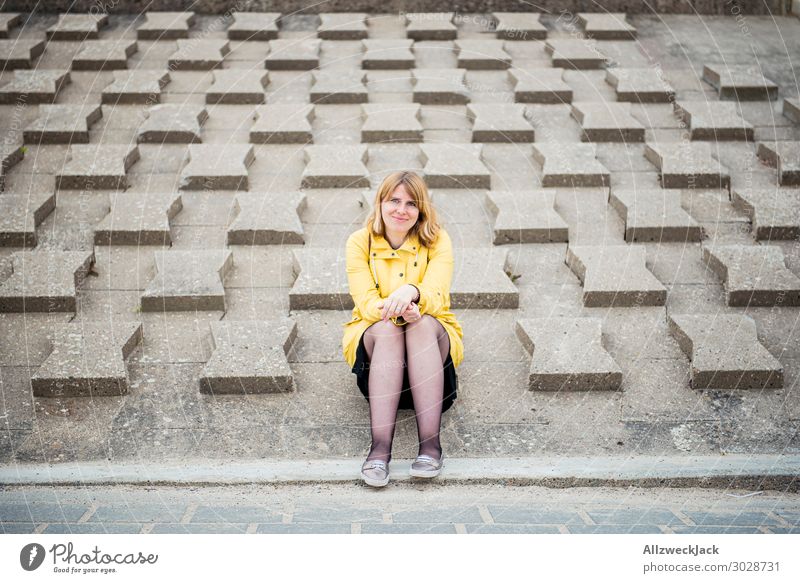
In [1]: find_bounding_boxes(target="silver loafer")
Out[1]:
[361,459,389,487]
[409,453,444,478]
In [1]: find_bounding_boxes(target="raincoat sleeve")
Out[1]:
[416,229,453,317]
[345,231,383,323]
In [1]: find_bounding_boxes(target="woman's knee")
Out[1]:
[406,315,445,339]
[365,320,405,346]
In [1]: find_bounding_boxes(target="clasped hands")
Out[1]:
[376,284,420,323]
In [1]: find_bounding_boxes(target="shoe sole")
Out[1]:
[361,472,389,487]
[409,467,442,478]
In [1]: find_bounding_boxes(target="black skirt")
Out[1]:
[352,333,458,413]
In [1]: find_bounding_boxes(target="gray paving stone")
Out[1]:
[0,70,70,104]
[71,39,138,71]
[94,192,182,246]
[516,318,623,391]
[0,250,94,312]
[568,525,663,534]
[0,189,56,247]
[0,502,88,522]
[56,144,139,190]
[250,104,313,144]
[310,70,367,104]
[702,244,800,306]
[606,68,675,103]
[465,524,561,533]
[168,39,230,71]
[361,39,415,69]
[0,142,24,191]
[227,191,305,244]
[675,101,754,141]
[577,12,636,40]
[141,249,233,312]
[206,69,268,104]
[731,187,800,240]
[486,506,584,525]
[138,103,208,143]
[644,142,730,189]
[46,13,108,41]
[420,144,490,188]
[412,68,469,105]
[318,13,367,40]
[586,508,683,525]
[509,68,572,104]
[227,12,280,41]
[566,245,667,307]
[180,144,255,190]
[137,11,195,40]
[23,104,103,144]
[44,523,143,534]
[467,104,534,142]
[264,39,320,70]
[610,188,703,242]
[191,505,283,523]
[455,40,511,69]
[392,506,484,523]
[492,12,547,40]
[257,523,351,534]
[451,248,519,308]
[532,143,610,187]
[487,190,568,244]
[0,13,21,38]
[89,503,187,523]
[703,65,779,101]
[784,98,800,124]
[361,103,423,142]
[545,40,607,70]
[102,70,171,105]
[0,38,44,68]
[31,321,142,397]
[756,141,800,186]
[200,319,296,394]
[571,102,645,142]
[151,523,247,534]
[289,248,348,309]
[669,313,783,390]
[405,12,456,41]
[301,145,369,188]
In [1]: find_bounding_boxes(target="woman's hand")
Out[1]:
[376,284,418,322]
[400,302,421,323]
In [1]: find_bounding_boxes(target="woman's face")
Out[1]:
[381,183,420,235]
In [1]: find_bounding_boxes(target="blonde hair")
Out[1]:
[365,171,440,248]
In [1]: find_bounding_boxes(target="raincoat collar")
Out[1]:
[370,231,420,257]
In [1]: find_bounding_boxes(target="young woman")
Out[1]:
[343,171,463,487]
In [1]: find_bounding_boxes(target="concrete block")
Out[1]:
[675,100,754,141]
[669,314,783,389]
[137,11,195,40]
[168,39,230,71]
[289,248,349,309]
[0,39,44,68]
[206,69,268,104]
[783,98,800,123]
[577,12,636,40]
[606,68,675,103]
[227,12,280,41]
[302,145,369,188]
[138,104,208,143]
[533,143,610,187]
[731,187,800,240]
[227,191,305,244]
[451,248,519,308]
[361,39,415,69]
[545,40,607,69]
[31,322,142,397]
[318,13,367,40]
[756,141,800,186]
[200,319,297,394]
[412,68,469,105]
[46,13,108,41]
[23,104,103,144]
[702,244,800,306]
[56,144,139,190]
[102,70,171,105]
[94,192,182,246]
[405,12,456,40]
[0,13,21,38]
[703,65,779,101]
[0,142,24,191]
[0,250,94,312]
[467,103,534,142]
[610,188,703,242]
[264,39,320,70]
[645,142,730,189]
[179,144,255,190]
[310,70,367,104]
[0,189,56,247]
[71,40,138,70]
[509,68,572,104]
[492,12,547,40]
[361,103,423,142]
[420,143,490,188]
[0,70,70,104]
[571,102,645,142]
[486,190,568,244]
[141,249,233,312]
[250,104,314,144]
[455,40,511,69]
[516,318,622,390]
[566,245,667,307]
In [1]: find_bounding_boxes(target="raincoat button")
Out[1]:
[399,273,403,277]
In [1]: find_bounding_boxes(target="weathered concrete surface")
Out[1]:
[227,12,279,41]
[492,12,547,40]
[610,188,703,242]
[0,190,56,247]
[136,11,195,40]
[509,68,572,104]
[703,64,779,101]
[605,68,675,103]
[227,192,306,245]
[24,104,103,144]
[56,144,140,190]
[101,70,171,104]
[486,190,569,244]
[731,188,800,241]
[757,141,800,186]
[645,143,730,189]
[0,70,70,104]
[250,104,314,144]
[420,144,491,188]
[138,104,208,143]
[533,143,610,187]
[577,13,637,40]
[94,192,182,246]
[180,144,255,190]
[361,103,423,142]
[140,250,233,312]
[71,40,138,71]
[302,145,369,188]
[206,70,269,105]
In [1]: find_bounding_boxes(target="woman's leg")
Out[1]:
[362,320,405,463]
[405,315,450,459]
